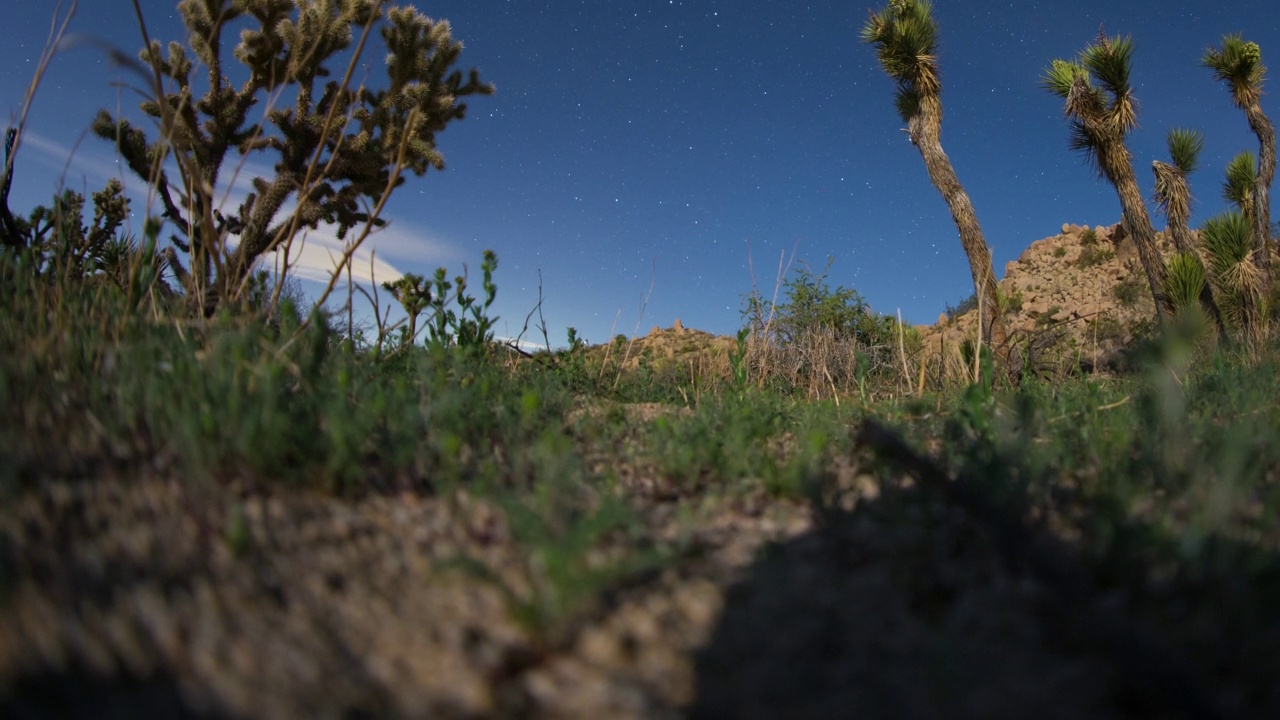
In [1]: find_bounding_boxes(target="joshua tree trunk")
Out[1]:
[1153,156,1225,332]
[1245,105,1275,295]
[1106,149,1170,322]
[908,96,1008,353]
[862,0,1009,370]
[0,129,19,249]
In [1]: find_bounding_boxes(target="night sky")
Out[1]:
[3,1,1279,346]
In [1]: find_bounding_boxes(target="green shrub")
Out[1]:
[945,292,977,321]
[1077,245,1115,268]
[1112,276,1144,307]
[998,287,1024,314]
[744,257,897,348]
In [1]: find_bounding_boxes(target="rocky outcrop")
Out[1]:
[925,221,1175,372]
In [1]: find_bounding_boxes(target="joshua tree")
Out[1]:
[1204,35,1275,303]
[860,0,1008,357]
[1152,129,1204,254]
[1200,210,1260,333]
[94,0,493,314]
[1222,151,1258,220]
[1153,129,1224,331]
[1044,33,1169,323]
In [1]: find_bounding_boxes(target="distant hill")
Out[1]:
[581,221,1181,383]
[922,221,1172,373]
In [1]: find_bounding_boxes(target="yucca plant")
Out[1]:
[1204,35,1275,301]
[94,0,493,316]
[1044,33,1169,322]
[1223,151,1258,218]
[1201,210,1261,332]
[861,0,1009,362]
[1163,251,1208,314]
[1152,129,1204,254]
[1153,129,1224,334]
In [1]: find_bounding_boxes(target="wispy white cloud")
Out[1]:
[12,129,123,195]
[263,226,405,288]
[495,335,549,353]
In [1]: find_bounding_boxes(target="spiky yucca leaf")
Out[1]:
[1224,255,1264,298]
[1042,59,1090,99]
[1223,151,1258,212]
[861,0,940,97]
[1200,211,1255,329]
[1202,210,1254,279]
[1203,34,1266,109]
[1081,35,1134,100]
[1163,251,1207,314]
[1044,35,1141,130]
[1153,161,1189,222]
[894,87,922,123]
[1166,128,1205,174]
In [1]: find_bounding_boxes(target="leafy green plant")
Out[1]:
[441,426,669,648]
[997,287,1024,314]
[759,258,883,345]
[729,327,750,392]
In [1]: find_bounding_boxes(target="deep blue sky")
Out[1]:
[3,1,1279,345]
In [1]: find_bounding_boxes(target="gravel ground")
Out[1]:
[1,446,1265,718]
[0,471,812,718]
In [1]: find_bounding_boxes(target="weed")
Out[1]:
[946,292,977,321]
[1077,244,1116,268]
[1112,276,1144,307]
[729,328,750,392]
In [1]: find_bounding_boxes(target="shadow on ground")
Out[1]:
[691,428,1280,719]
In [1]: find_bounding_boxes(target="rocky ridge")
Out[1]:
[924,221,1173,372]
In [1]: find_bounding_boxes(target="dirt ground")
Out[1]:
[1,437,1252,719]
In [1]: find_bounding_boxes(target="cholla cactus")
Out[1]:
[93,0,493,313]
